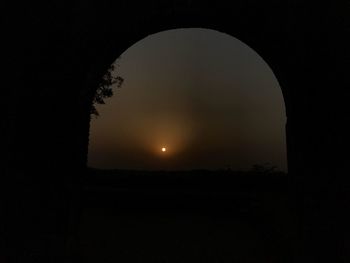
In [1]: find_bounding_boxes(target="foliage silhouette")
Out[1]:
[250,162,282,174]
[91,62,124,117]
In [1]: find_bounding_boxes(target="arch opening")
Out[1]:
[87,28,288,173]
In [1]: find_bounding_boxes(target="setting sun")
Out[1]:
[161,147,167,152]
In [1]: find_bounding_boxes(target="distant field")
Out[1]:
[84,168,287,192]
[76,169,296,262]
[82,168,289,210]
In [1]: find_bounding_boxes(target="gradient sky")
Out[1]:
[88,28,287,171]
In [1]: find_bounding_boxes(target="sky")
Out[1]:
[88,28,287,171]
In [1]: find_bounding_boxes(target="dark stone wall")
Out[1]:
[1,0,349,262]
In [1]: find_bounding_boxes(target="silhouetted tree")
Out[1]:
[91,62,124,117]
[251,162,278,174]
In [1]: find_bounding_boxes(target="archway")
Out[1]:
[5,1,347,262]
[79,29,293,263]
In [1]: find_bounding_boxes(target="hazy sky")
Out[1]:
[88,28,287,171]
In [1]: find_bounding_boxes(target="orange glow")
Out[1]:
[162,147,167,152]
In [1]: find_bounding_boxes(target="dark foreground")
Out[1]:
[75,169,297,262]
